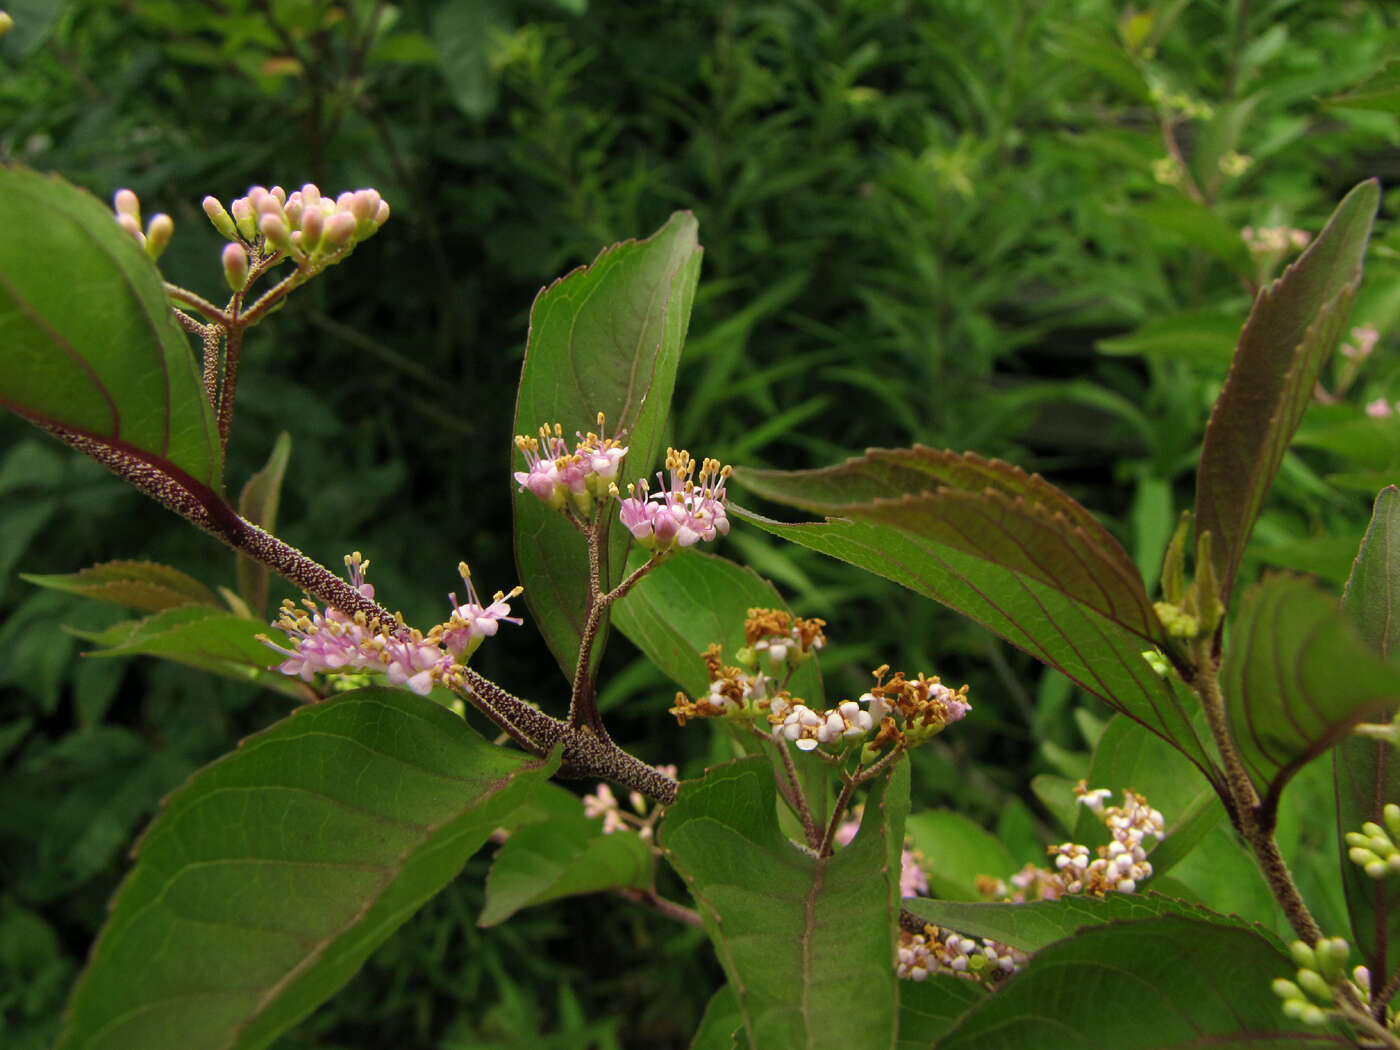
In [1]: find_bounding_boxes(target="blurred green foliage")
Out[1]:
[2,0,1398,1045]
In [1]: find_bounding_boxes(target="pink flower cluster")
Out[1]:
[618,447,731,551]
[204,183,389,264]
[263,553,521,696]
[514,416,628,514]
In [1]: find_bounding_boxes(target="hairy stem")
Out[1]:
[617,887,703,928]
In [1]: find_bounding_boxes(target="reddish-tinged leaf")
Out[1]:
[1224,573,1400,824]
[22,560,220,612]
[1196,180,1378,604]
[1335,486,1400,980]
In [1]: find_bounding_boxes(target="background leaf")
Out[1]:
[1196,179,1378,604]
[21,560,219,612]
[1335,485,1400,983]
[612,549,823,705]
[235,431,291,619]
[0,166,222,490]
[58,688,557,1050]
[660,757,907,1050]
[933,916,1345,1048]
[478,783,654,926]
[511,212,703,682]
[1224,573,1400,823]
[904,810,1018,902]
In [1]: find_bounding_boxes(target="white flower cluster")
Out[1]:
[770,696,872,752]
[897,925,1026,983]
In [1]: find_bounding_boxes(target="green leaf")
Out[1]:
[1335,486,1400,982]
[21,560,219,612]
[729,450,1219,785]
[433,0,510,119]
[895,978,986,1048]
[236,432,290,619]
[934,917,1341,1049]
[660,757,908,1050]
[1133,198,1254,274]
[612,550,823,705]
[58,688,558,1050]
[0,166,222,490]
[1224,573,1400,823]
[903,892,1279,956]
[478,791,654,926]
[1095,306,1243,370]
[690,986,745,1050]
[904,810,1017,902]
[1323,61,1400,113]
[512,212,703,682]
[1196,180,1379,604]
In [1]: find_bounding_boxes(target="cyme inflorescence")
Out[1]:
[617,448,731,551]
[1346,802,1400,879]
[513,414,628,516]
[898,925,1027,984]
[1272,937,1374,1029]
[111,189,174,260]
[261,552,521,698]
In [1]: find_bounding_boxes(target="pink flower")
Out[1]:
[1367,398,1396,419]
[441,561,524,660]
[616,448,731,551]
[513,415,629,512]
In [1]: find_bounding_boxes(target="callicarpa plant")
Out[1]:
[1,161,1398,1049]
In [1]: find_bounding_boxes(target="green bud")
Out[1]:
[0,12,14,38]
[1296,968,1333,1003]
[1271,978,1302,1000]
[1289,941,1317,971]
[1351,846,1380,868]
[1316,937,1349,979]
[202,196,239,240]
[144,213,173,259]
[735,647,757,669]
[1190,530,1223,635]
[1160,510,1190,604]
[1385,803,1400,840]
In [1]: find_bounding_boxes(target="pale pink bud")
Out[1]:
[144,213,173,259]
[260,213,294,255]
[283,194,304,228]
[374,200,390,226]
[222,242,250,291]
[115,212,144,247]
[300,183,322,209]
[299,206,323,252]
[321,210,357,249]
[247,185,271,212]
[336,190,355,210]
[350,189,380,224]
[270,185,287,205]
[202,196,239,240]
[113,188,140,221]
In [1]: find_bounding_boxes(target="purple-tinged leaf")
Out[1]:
[58,689,558,1050]
[1224,573,1400,824]
[0,166,222,490]
[1196,180,1378,605]
[511,212,702,682]
[21,560,219,612]
[660,758,908,1050]
[729,452,1221,790]
[935,917,1347,1048]
[1335,486,1400,983]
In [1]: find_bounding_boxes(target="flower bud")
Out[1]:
[270,185,287,204]
[259,213,295,256]
[299,205,323,253]
[1385,803,1400,840]
[0,12,14,38]
[374,200,390,226]
[222,242,250,291]
[115,212,144,247]
[300,182,322,210]
[1295,968,1333,1004]
[1288,941,1317,971]
[320,209,357,250]
[202,196,239,240]
[231,197,257,241]
[144,213,173,259]
[113,188,140,222]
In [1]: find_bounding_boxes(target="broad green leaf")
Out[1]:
[0,166,222,490]
[1224,573,1400,823]
[1153,821,1284,934]
[67,604,306,699]
[1196,180,1378,604]
[58,688,558,1050]
[511,212,703,682]
[1335,486,1400,981]
[904,810,1017,901]
[236,432,291,619]
[934,917,1343,1049]
[903,892,1280,956]
[660,757,908,1050]
[478,792,654,926]
[433,0,509,119]
[1073,714,1222,880]
[612,550,823,706]
[690,985,745,1050]
[895,978,986,1049]
[21,560,219,612]
[727,502,1220,788]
